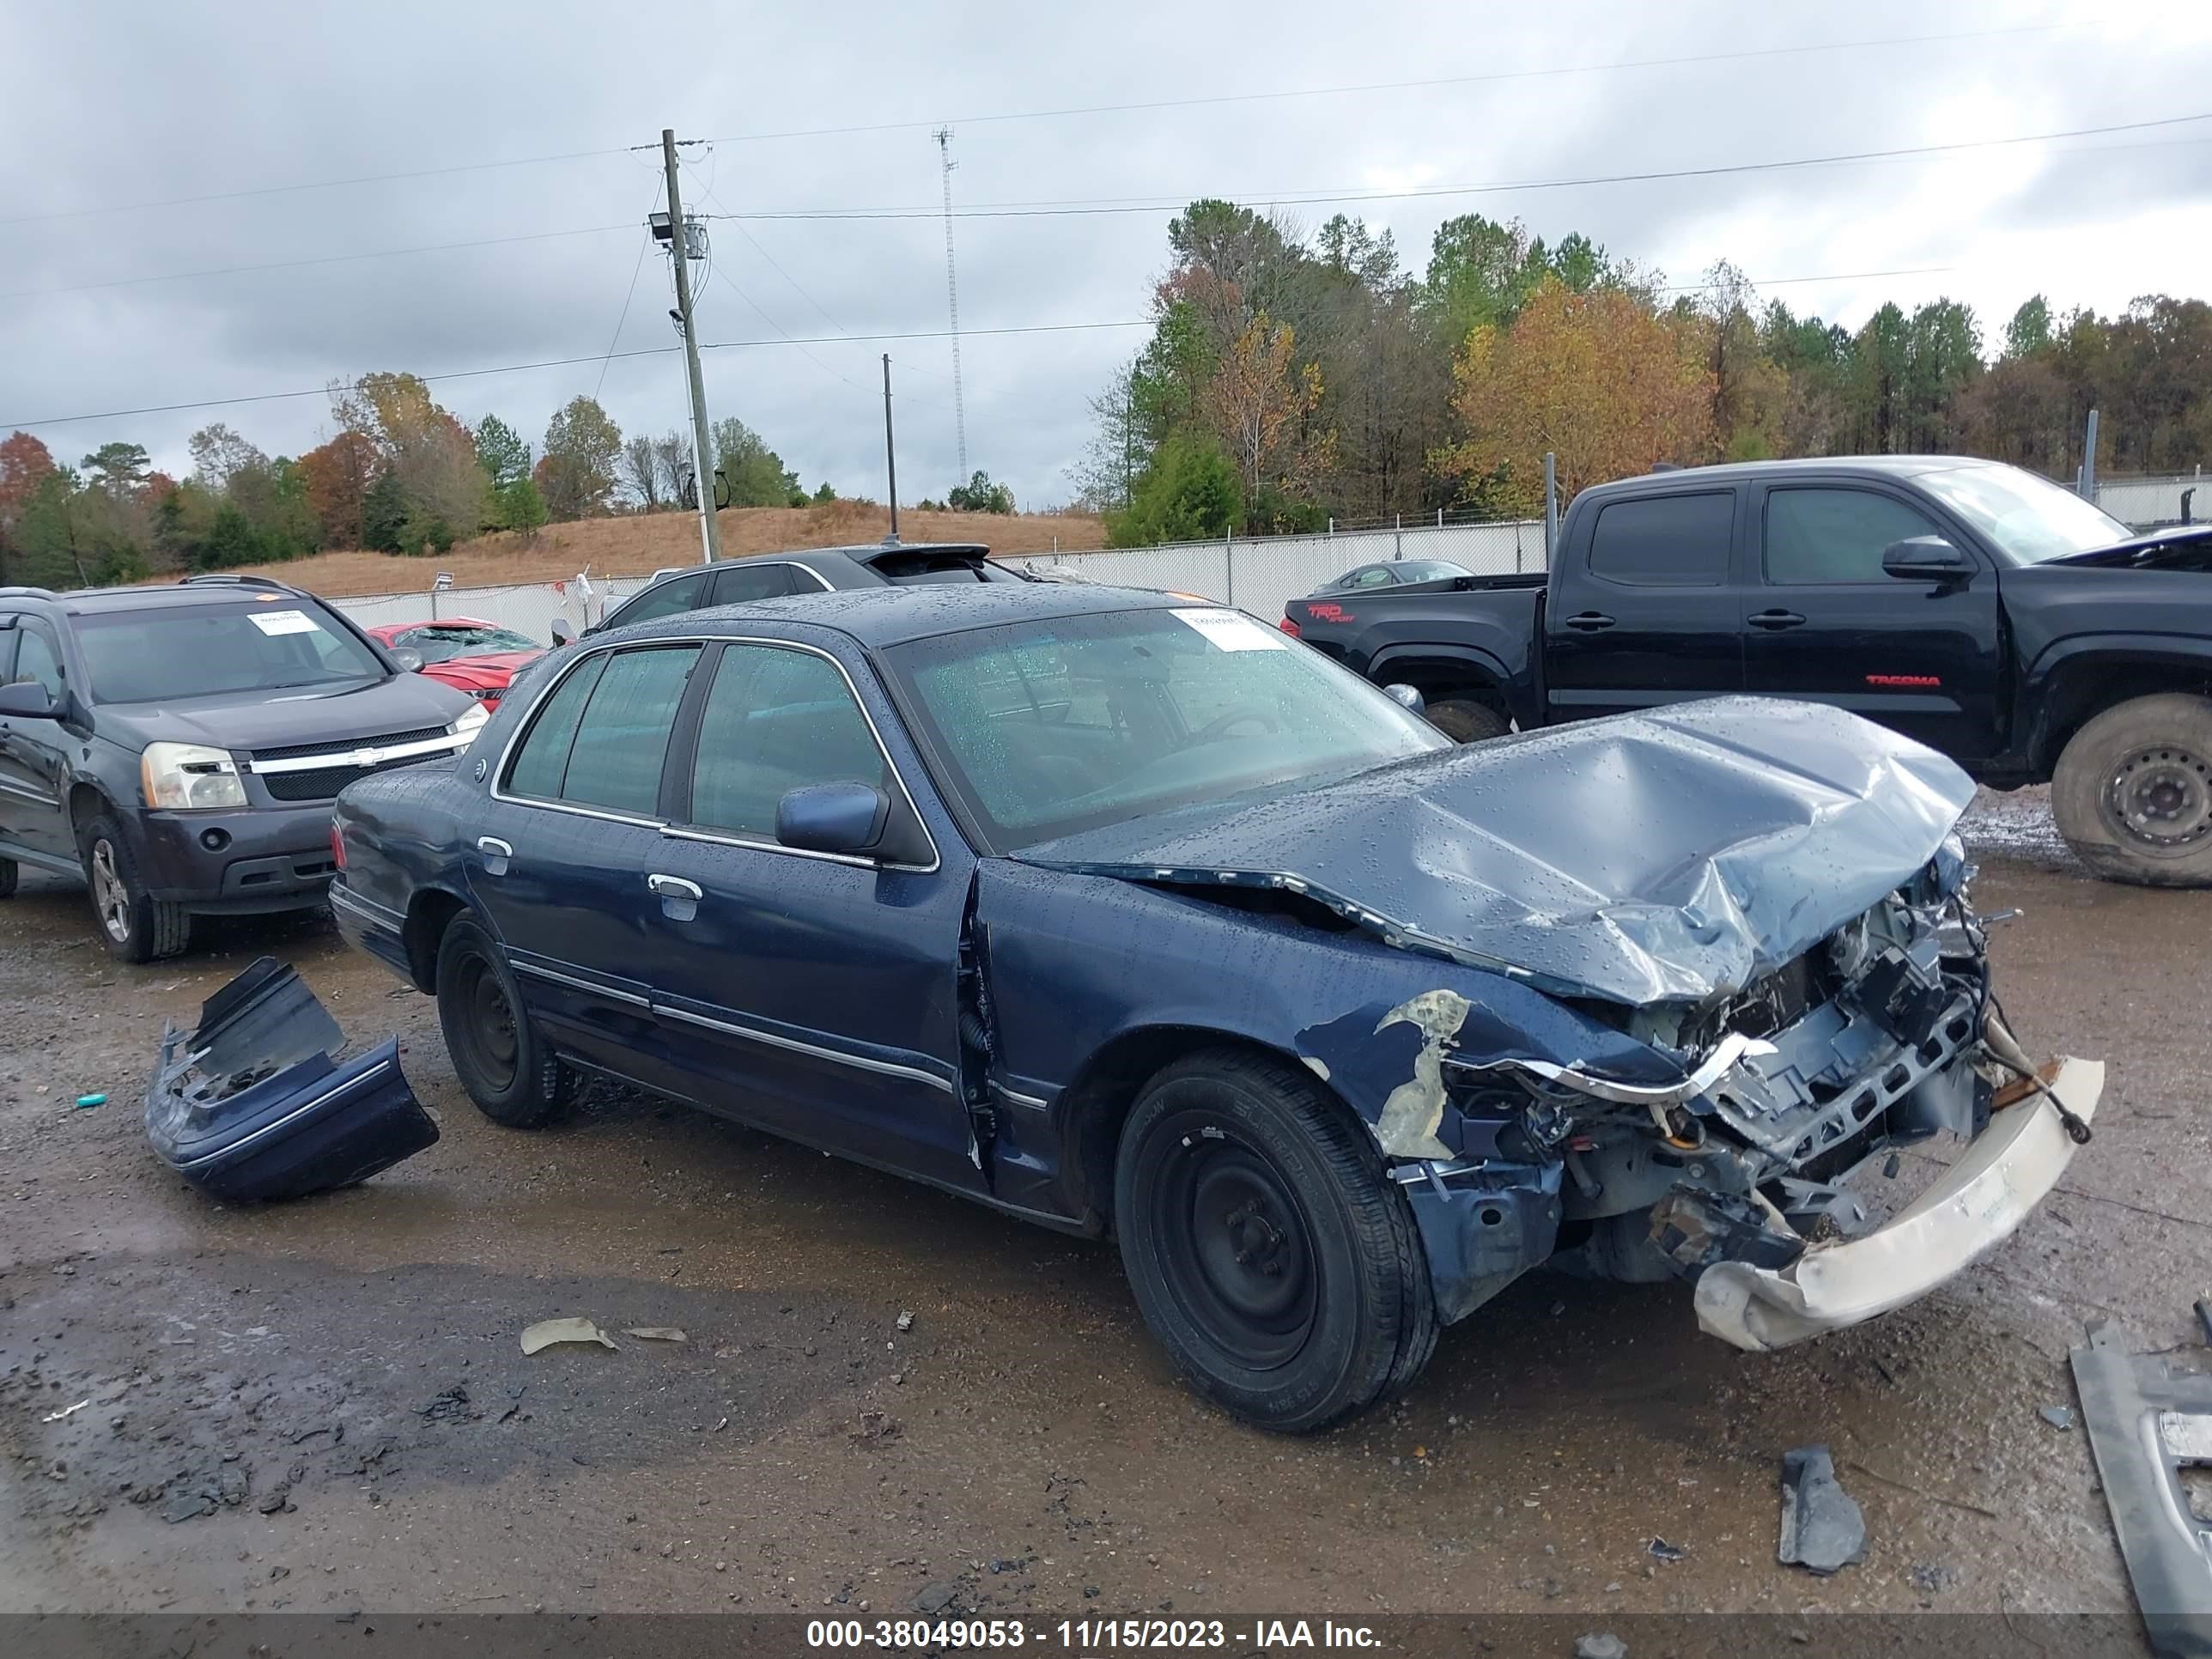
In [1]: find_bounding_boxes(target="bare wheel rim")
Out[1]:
[90,842,132,942]
[2106,744,2212,848]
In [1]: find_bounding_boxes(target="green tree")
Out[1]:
[1419,215,1549,346]
[362,470,411,550]
[474,415,532,488]
[811,481,836,503]
[946,470,1015,514]
[495,475,550,538]
[710,416,799,508]
[2004,295,2054,361]
[1107,434,1243,545]
[538,396,623,520]
[82,441,152,493]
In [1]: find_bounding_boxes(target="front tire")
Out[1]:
[78,815,190,963]
[2051,693,2212,886]
[435,915,574,1127]
[1425,696,1508,744]
[1114,1048,1437,1433]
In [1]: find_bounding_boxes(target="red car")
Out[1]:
[366,618,544,710]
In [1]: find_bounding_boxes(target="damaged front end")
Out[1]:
[145,956,437,1203]
[1372,847,2101,1348]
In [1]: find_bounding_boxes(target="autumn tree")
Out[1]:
[0,432,58,583]
[1433,277,1715,511]
[1200,313,1332,511]
[538,396,623,520]
[299,429,379,550]
[187,423,266,491]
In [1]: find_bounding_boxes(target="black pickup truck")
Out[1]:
[1284,456,2212,885]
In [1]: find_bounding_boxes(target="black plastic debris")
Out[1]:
[2071,1321,2212,1659]
[145,956,435,1202]
[1778,1444,1867,1577]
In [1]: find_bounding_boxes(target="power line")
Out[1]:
[593,181,665,402]
[694,23,2063,146]
[0,22,2064,229]
[0,223,635,301]
[707,112,2212,221]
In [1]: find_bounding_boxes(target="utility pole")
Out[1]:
[933,127,968,482]
[882,355,901,544]
[660,128,723,565]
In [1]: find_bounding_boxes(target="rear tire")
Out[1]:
[78,815,191,963]
[435,915,574,1127]
[1114,1048,1438,1433]
[2051,693,2212,886]
[1425,696,1508,744]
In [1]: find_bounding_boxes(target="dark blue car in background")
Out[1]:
[331,582,2099,1431]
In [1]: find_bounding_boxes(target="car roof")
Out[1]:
[1582,455,2008,498]
[7,580,327,617]
[608,580,1188,650]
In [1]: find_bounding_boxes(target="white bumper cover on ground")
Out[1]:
[1695,1056,2105,1352]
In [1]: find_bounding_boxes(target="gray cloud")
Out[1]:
[3,0,2207,507]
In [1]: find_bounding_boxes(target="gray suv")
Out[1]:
[0,574,482,960]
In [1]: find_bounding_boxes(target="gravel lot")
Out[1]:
[3,790,2207,1643]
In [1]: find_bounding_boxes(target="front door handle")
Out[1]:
[477,836,512,875]
[1748,610,1807,630]
[647,872,702,922]
[1565,611,1616,632]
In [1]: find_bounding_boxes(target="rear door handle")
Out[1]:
[1748,610,1807,630]
[477,836,512,875]
[1565,611,1616,632]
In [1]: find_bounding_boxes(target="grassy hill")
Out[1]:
[219,500,1103,598]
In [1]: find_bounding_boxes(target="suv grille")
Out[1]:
[261,751,448,802]
[252,725,450,764]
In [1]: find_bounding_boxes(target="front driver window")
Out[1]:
[1765,489,1945,585]
[685,645,888,840]
[11,627,64,697]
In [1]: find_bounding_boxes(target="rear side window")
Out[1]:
[1587,492,1735,586]
[685,646,887,838]
[608,572,708,629]
[1764,488,1945,584]
[709,563,799,605]
[505,647,700,816]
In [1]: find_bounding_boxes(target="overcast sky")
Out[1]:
[3,0,2209,508]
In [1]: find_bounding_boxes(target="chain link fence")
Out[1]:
[324,518,1551,644]
[2094,471,2205,531]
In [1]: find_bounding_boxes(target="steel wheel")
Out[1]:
[89,841,133,944]
[1147,1115,1320,1371]
[434,915,574,1127]
[453,951,520,1094]
[2107,744,2212,849]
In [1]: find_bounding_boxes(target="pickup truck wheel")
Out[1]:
[1115,1048,1437,1433]
[435,915,575,1127]
[1425,697,1508,744]
[77,815,191,963]
[2052,693,2212,886]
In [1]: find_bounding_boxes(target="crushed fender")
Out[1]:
[144,956,435,1203]
[2071,1320,2212,1658]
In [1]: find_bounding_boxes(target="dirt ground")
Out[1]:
[209,501,1103,599]
[2,790,2207,1639]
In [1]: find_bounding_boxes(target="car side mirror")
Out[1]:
[390,647,425,673]
[1382,683,1426,715]
[775,782,890,859]
[0,682,62,720]
[549,619,574,647]
[1882,536,1972,581]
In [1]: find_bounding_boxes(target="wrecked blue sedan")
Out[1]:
[331,582,2100,1431]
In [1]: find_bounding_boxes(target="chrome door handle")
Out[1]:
[1748,610,1807,629]
[647,873,702,901]
[477,836,512,875]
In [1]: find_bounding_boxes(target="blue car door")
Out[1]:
[630,636,982,1193]
[466,641,705,1091]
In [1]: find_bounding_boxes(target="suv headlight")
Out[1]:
[142,742,246,811]
[451,702,490,745]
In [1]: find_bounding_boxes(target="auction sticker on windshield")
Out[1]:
[1173,607,1285,651]
[248,609,323,636]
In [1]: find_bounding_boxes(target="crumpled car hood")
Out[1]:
[1016,696,1974,1007]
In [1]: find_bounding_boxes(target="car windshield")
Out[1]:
[408,623,538,662]
[75,599,388,702]
[886,605,1449,850]
[1918,464,2132,564]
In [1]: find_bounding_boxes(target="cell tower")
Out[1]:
[933,125,968,479]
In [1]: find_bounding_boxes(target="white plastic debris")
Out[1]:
[520,1317,617,1355]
